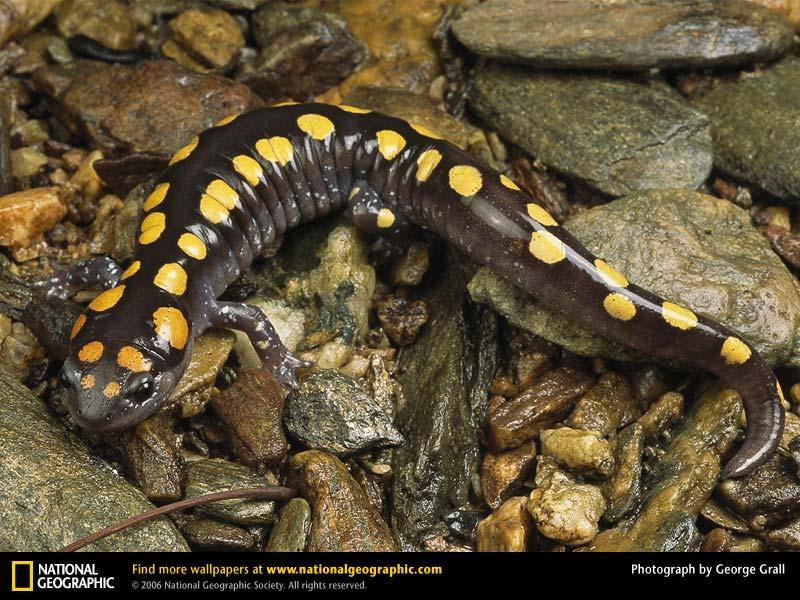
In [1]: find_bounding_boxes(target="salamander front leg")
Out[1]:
[209,301,311,388]
[37,256,122,300]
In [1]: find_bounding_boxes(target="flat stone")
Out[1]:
[0,1,62,47]
[0,372,187,550]
[284,369,403,457]
[290,450,397,551]
[165,7,244,71]
[602,423,644,523]
[32,60,261,158]
[452,0,793,70]
[266,498,311,552]
[470,64,712,196]
[567,371,640,437]
[486,367,594,451]
[211,369,288,469]
[56,0,136,50]
[182,518,256,551]
[639,392,684,444]
[468,190,800,367]
[692,56,800,202]
[481,441,537,510]
[169,329,235,412]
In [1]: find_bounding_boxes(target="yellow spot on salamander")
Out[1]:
[338,104,370,114]
[410,123,442,139]
[721,336,751,365]
[178,232,207,260]
[117,346,151,372]
[529,230,565,264]
[205,179,238,210]
[377,208,395,228]
[200,195,229,224]
[416,149,442,182]
[661,301,698,331]
[88,285,125,312]
[256,136,294,166]
[449,165,483,197]
[215,114,238,127]
[103,381,120,398]
[169,137,198,165]
[297,114,335,140]
[153,306,189,350]
[603,292,637,321]
[143,183,169,211]
[78,341,104,363]
[376,130,406,160]
[526,203,558,227]
[120,261,141,280]
[594,259,628,288]
[80,374,95,389]
[70,314,86,339]
[139,212,166,244]
[154,263,187,296]
[500,174,520,190]
[232,155,263,187]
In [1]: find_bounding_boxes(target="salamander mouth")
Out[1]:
[65,391,163,433]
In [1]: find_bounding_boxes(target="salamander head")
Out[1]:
[61,289,192,432]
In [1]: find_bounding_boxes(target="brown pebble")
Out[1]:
[476,496,533,552]
[375,295,428,346]
[481,441,537,510]
[0,187,65,249]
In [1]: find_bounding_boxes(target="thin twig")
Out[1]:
[59,486,296,552]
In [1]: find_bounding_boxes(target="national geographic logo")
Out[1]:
[10,561,115,591]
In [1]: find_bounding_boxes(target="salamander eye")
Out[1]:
[124,373,155,402]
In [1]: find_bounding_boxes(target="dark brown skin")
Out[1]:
[48,103,783,478]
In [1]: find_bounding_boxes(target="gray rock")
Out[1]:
[470,64,712,196]
[182,518,256,551]
[0,372,187,551]
[452,0,794,70]
[184,456,278,526]
[468,190,800,367]
[392,252,498,549]
[284,369,403,456]
[266,498,311,552]
[692,56,800,202]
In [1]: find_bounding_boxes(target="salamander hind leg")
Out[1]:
[346,180,415,261]
[209,300,311,387]
[37,256,122,300]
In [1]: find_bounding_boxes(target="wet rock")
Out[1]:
[487,367,594,451]
[470,190,800,367]
[182,518,256,551]
[169,330,235,415]
[392,254,497,549]
[266,498,311,552]
[33,60,261,158]
[211,369,288,469]
[444,507,485,540]
[476,496,533,552]
[0,187,65,249]
[481,441,537,510]
[56,0,136,50]
[631,365,669,412]
[290,450,397,551]
[0,98,11,196]
[164,8,244,71]
[284,369,402,456]
[527,457,605,547]
[388,241,429,287]
[242,2,367,102]
[10,146,48,178]
[692,56,800,202]
[0,316,43,380]
[638,392,684,444]
[765,516,800,550]
[119,411,184,503]
[602,424,643,523]
[0,371,187,550]
[717,454,800,525]
[508,330,558,392]
[588,387,740,551]
[375,295,428,346]
[751,1,800,30]
[470,64,711,196]
[540,427,614,479]
[70,149,104,203]
[568,372,640,437]
[184,456,278,526]
[343,86,471,149]
[700,497,751,534]
[452,0,793,70]
[0,1,62,47]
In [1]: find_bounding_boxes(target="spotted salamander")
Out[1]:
[48,102,784,479]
